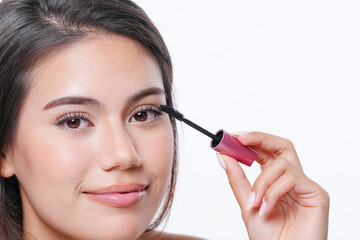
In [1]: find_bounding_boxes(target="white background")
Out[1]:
[134,1,360,239]
[1,0,357,239]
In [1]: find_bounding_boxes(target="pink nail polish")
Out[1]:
[216,153,227,170]
[259,201,267,216]
[246,192,256,210]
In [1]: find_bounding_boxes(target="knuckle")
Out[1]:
[265,189,278,202]
[274,156,289,169]
[286,172,297,184]
[317,187,330,209]
[321,187,330,201]
[283,138,294,149]
[324,189,330,200]
[252,176,265,194]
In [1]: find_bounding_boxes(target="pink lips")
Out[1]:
[84,183,147,207]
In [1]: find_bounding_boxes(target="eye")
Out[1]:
[56,112,94,132]
[129,105,162,124]
[66,119,81,128]
[132,111,156,122]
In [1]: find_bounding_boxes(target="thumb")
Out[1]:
[217,154,253,212]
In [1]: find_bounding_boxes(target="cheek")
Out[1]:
[133,123,174,186]
[12,128,92,195]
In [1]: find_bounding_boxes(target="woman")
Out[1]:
[0,0,329,239]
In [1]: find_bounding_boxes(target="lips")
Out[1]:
[84,183,148,208]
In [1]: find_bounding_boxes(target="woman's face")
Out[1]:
[5,35,174,239]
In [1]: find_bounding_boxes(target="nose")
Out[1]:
[97,122,142,171]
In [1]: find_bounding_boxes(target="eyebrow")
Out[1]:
[42,87,165,110]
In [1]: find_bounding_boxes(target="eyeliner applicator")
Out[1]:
[158,105,257,166]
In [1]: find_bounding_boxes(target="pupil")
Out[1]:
[135,112,147,121]
[67,119,80,128]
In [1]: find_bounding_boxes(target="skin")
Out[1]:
[0,34,329,239]
[1,34,175,240]
[220,132,330,240]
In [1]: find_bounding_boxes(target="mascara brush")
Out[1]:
[158,105,257,166]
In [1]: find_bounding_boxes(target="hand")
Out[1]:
[217,132,329,240]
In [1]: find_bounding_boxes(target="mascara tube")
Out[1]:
[211,129,257,166]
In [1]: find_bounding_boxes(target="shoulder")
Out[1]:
[140,231,207,240]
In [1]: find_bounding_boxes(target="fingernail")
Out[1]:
[259,201,267,216]
[246,191,256,210]
[233,131,251,136]
[216,153,227,170]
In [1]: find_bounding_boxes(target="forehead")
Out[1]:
[26,34,163,108]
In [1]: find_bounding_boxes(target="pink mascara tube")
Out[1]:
[158,105,257,166]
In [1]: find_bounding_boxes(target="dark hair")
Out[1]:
[0,0,177,239]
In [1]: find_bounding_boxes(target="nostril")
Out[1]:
[98,149,142,171]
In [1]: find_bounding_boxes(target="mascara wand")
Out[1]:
[158,105,257,166]
[158,105,218,140]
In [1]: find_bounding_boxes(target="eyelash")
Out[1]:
[129,105,163,125]
[55,105,163,133]
[56,112,93,133]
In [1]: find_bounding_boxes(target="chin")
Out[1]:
[71,224,148,240]
[57,212,151,240]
